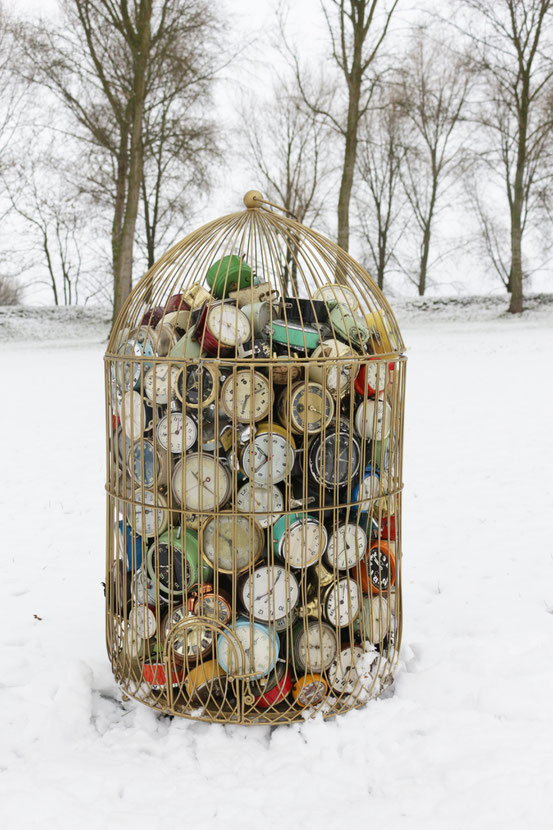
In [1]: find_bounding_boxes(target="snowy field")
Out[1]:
[1,301,553,829]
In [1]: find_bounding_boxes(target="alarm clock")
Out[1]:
[353,595,390,644]
[324,521,368,570]
[272,512,328,569]
[147,527,212,600]
[271,319,321,353]
[156,411,197,454]
[239,564,300,623]
[352,465,380,512]
[313,283,359,310]
[205,254,253,298]
[117,519,144,571]
[195,301,251,355]
[175,363,219,409]
[292,619,337,672]
[162,605,214,664]
[309,339,360,396]
[235,481,284,528]
[220,369,273,423]
[239,422,296,485]
[354,399,392,442]
[201,514,264,574]
[128,488,169,538]
[328,302,370,348]
[291,674,328,707]
[172,453,231,511]
[352,540,396,595]
[307,427,362,490]
[251,661,293,708]
[217,618,279,680]
[277,381,334,435]
[187,583,232,626]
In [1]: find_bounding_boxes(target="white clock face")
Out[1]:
[235,483,284,528]
[219,624,275,678]
[241,432,294,485]
[326,523,367,570]
[295,622,337,672]
[172,455,230,510]
[202,515,261,572]
[206,304,251,346]
[325,577,360,627]
[156,412,197,454]
[129,604,157,640]
[221,370,272,422]
[241,565,299,622]
[122,390,148,439]
[355,399,392,441]
[280,519,327,569]
[131,488,167,537]
[297,679,327,707]
[130,567,158,606]
[314,284,359,310]
[355,596,390,643]
[143,364,179,404]
[357,472,380,511]
[363,361,388,395]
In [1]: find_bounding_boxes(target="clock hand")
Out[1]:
[240,394,250,414]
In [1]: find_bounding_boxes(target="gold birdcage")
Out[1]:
[104,190,406,724]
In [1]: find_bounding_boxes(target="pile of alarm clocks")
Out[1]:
[110,254,398,712]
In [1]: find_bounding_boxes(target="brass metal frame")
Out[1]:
[104,190,406,724]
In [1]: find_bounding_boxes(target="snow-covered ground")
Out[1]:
[1,302,553,829]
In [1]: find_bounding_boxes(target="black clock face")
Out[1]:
[198,595,231,624]
[238,338,272,360]
[310,431,360,487]
[179,365,214,406]
[368,547,390,591]
[154,543,190,594]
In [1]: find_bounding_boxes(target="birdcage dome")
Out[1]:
[105,190,406,724]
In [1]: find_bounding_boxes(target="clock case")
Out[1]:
[105,190,406,725]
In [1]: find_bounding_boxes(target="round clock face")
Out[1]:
[130,566,158,607]
[354,595,390,644]
[354,399,392,442]
[357,361,388,397]
[241,432,294,485]
[327,644,370,695]
[280,518,327,569]
[202,515,263,573]
[129,440,157,488]
[294,621,337,671]
[241,565,299,622]
[122,390,148,439]
[309,430,361,489]
[356,471,380,511]
[290,383,334,434]
[177,364,217,408]
[143,364,179,405]
[326,523,368,570]
[325,578,360,627]
[310,340,359,394]
[206,303,251,347]
[295,677,327,707]
[313,284,359,310]
[218,622,277,679]
[235,482,284,528]
[220,370,272,423]
[330,304,369,345]
[163,606,213,662]
[195,593,232,625]
[367,545,394,592]
[130,488,167,537]
[129,604,157,640]
[172,454,231,511]
[148,541,190,596]
[156,412,197,454]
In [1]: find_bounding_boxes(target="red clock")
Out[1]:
[354,360,394,397]
[352,540,396,595]
[143,662,184,690]
[252,668,293,708]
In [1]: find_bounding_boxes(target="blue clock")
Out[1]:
[117,520,143,572]
[352,464,380,513]
[217,618,279,680]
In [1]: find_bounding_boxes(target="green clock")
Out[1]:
[328,302,370,348]
[271,319,321,352]
[205,255,253,298]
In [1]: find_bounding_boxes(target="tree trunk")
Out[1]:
[509,216,523,312]
[337,83,361,254]
[111,5,151,325]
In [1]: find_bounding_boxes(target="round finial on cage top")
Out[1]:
[243,189,263,209]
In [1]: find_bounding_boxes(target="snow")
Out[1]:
[1,302,553,829]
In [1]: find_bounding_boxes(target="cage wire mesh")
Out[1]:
[104,190,407,724]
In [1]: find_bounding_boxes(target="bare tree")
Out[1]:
[286,0,399,254]
[240,78,334,292]
[459,0,553,312]
[3,151,85,305]
[356,82,408,289]
[397,32,471,296]
[19,0,223,322]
